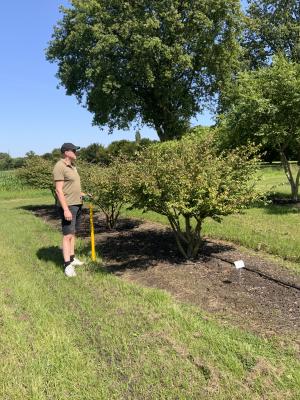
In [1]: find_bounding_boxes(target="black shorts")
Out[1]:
[58,205,82,235]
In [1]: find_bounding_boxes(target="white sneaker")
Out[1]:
[64,264,77,277]
[71,257,84,267]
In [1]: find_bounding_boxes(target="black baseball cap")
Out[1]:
[60,143,81,153]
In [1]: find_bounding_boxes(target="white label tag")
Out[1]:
[234,260,245,269]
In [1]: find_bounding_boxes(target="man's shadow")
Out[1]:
[36,246,64,270]
[36,245,93,271]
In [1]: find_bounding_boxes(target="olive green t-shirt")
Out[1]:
[53,159,82,206]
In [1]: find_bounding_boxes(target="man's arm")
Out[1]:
[55,181,72,221]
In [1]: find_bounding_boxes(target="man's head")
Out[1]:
[61,143,80,161]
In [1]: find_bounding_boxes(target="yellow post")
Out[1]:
[89,203,96,261]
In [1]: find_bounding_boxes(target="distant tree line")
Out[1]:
[0,153,26,170]
[78,137,154,165]
[0,136,156,171]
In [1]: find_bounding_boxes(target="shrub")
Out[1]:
[79,159,133,229]
[17,156,55,197]
[131,134,263,259]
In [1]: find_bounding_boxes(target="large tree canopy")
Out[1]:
[46,0,241,141]
[243,0,300,68]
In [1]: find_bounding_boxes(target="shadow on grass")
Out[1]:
[260,197,300,214]
[36,245,106,275]
[81,228,234,275]
[36,246,63,270]
[20,204,60,219]
[264,204,300,215]
[249,196,300,215]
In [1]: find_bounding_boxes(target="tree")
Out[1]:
[135,131,141,144]
[138,138,155,149]
[51,148,62,161]
[42,148,61,161]
[25,151,36,158]
[46,0,242,141]
[219,56,300,200]
[131,134,262,259]
[11,157,25,169]
[107,140,137,158]
[41,152,52,160]
[0,153,12,170]
[243,0,300,68]
[79,143,110,165]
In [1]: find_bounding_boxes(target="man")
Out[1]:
[53,143,84,277]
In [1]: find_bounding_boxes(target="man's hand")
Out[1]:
[64,208,73,221]
[81,193,94,202]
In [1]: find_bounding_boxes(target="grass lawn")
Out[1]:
[256,164,294,197]
[0,191,300,398]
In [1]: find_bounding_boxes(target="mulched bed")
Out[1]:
[27,205,300,347]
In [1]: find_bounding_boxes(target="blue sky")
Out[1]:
[0,1,231,157]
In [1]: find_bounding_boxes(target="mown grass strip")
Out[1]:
[0,195,299,399]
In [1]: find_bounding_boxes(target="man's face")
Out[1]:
[65,149,77,160]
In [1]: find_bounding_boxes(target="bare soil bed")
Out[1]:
[30,205,300,347]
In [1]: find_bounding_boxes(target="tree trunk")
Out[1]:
[168,215,203,259]
[279,149,300,201]
[152,111,189,142]
[100,204,122,230]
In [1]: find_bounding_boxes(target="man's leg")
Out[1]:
[60,205,77,276]
[62,233,77,277]
[69,234,83,265]
[60,205,83,274]
[70,234,75,259]
[62,233,75,263]
[70,205,84,266]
